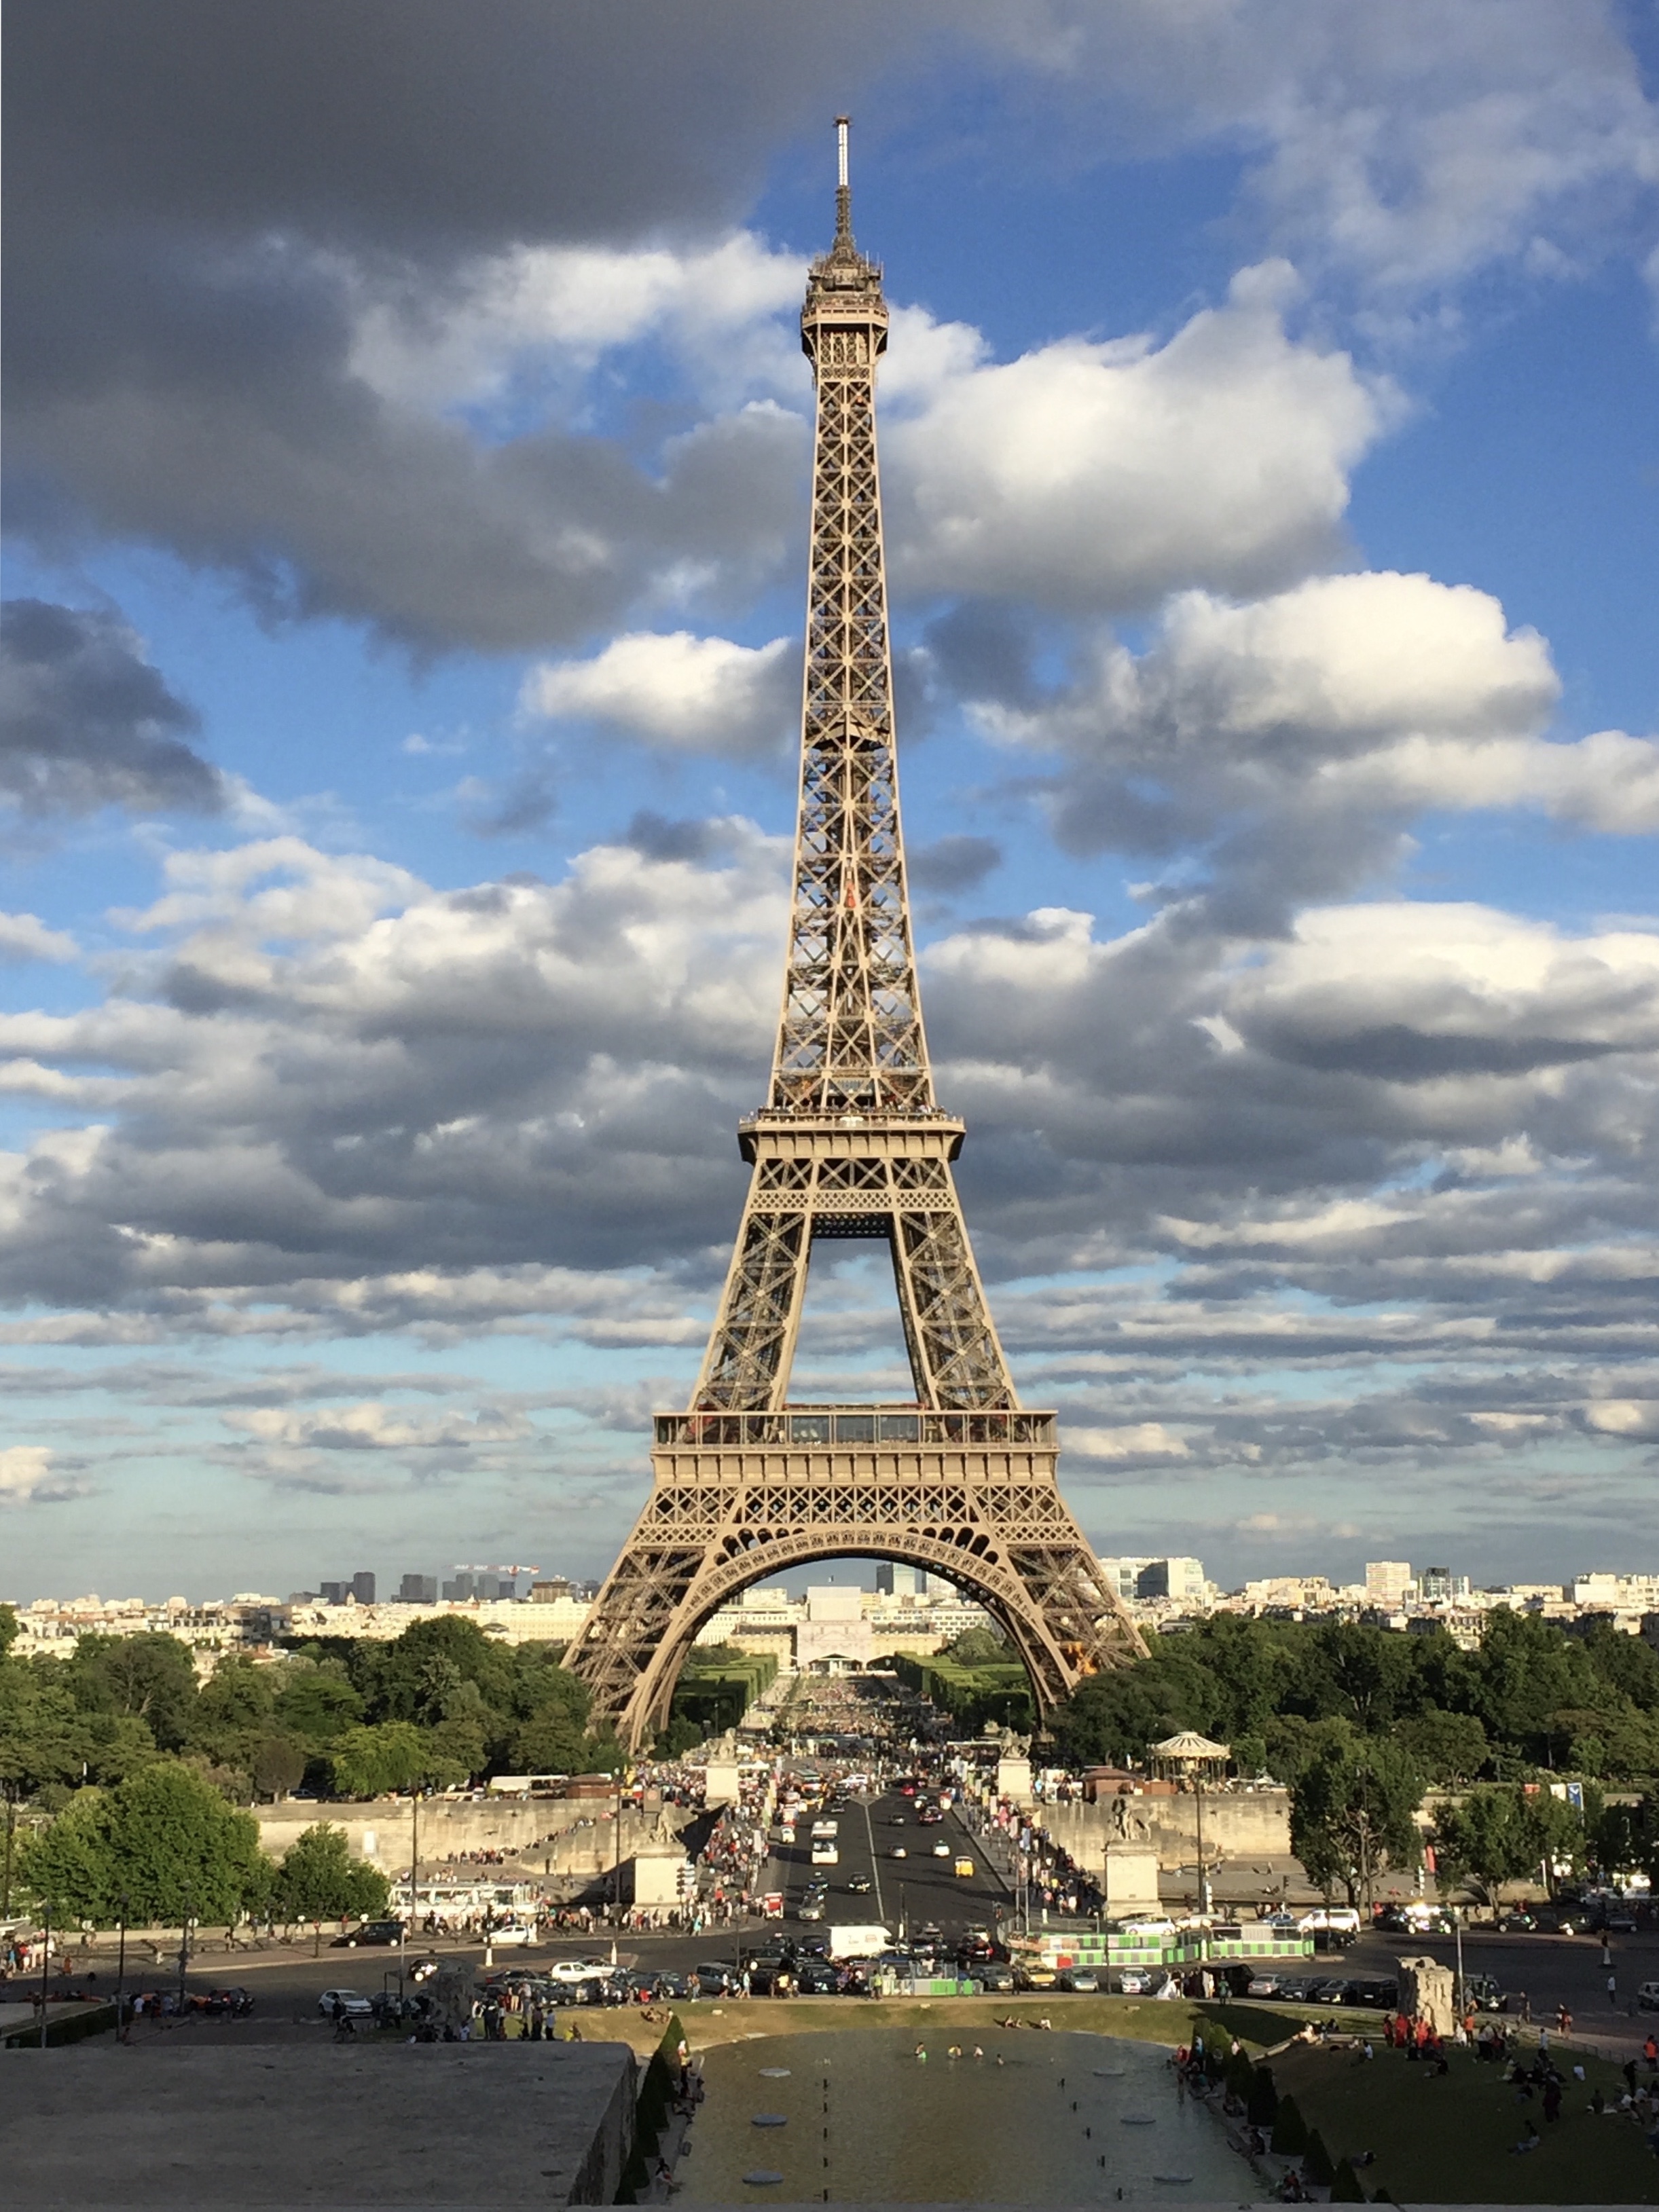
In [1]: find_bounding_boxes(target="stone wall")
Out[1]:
[253,1794,678,1881]
[1039,1787,1290,1874]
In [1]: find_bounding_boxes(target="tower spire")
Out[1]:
[835,113,852,244]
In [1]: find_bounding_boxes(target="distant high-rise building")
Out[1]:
[1417,1566,1470,1604]
[876,1564,919,1598]
[441,1572,476,1602]
[1365,1560,1412,1607]
[350,1570,376,1604]
[399,1573,437,1604]
[1135,1557,1205,1603]
[530,1577,574,1604]
[318,1580,346,1605]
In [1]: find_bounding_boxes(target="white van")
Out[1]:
[1298,1907,1362,1936]
[811,1841,839,1866]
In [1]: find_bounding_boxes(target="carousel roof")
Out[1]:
[1149,1729,1230,1759]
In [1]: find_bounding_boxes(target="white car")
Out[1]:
[547,1957,615,1985]
[485,1920,534,1947]
[318,1988,373,2016]
[890,1845,908,1859]
[932,1841,951,1858]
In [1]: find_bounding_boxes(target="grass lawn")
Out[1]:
[661,1989,1315,2057]
[1272,2037,1659,2205]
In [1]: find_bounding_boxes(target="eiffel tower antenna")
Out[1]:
[570,121,1147,1750]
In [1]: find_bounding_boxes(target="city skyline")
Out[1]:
[3,7,1657,1597]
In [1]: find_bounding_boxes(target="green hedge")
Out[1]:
[618,2011,687,2201]
[891,1652,1033,1731]
[670,1648,778,1736]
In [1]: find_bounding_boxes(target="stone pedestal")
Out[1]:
[996,1754,1034,1807]
[627,1849,687,1909]
[701,1759,742,1806]
[1100,1843,1162,1919]
[1397,1953,1457,2029]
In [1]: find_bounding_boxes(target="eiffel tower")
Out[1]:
[570,122,1147,1751]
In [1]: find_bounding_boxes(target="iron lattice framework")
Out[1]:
[570,125,1146,1750]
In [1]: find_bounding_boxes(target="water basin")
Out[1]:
[676,2028,1263,2203]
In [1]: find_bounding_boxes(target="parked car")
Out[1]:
[1343,1978,1400,2009]
[331,1920,405,1947]
[1636,1980,1659,2013]
[1015,1962,1057,1990]
[973,1963,1016,1993]
[1058,1968,1101,1993]
[691,1964,739,1996]
[1497,1912,1539,1933]
[547,1958,614,1986]
[317,1989,373,2016]
[1116,1967,1156,1995]
[1245,1974,1283,1998]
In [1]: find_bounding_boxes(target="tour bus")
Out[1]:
[394,1881,539,1931]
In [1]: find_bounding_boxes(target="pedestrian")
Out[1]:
[1605,1972,1617,2004]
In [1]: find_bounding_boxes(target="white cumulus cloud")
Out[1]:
[519,630,796,759]
[886,265,1387,613]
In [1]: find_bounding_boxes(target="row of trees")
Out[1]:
[1046,1610,1659,1905]
[15,1759,388,1928]
[1050,1608,1659,1784]
[0,1608,624,1809]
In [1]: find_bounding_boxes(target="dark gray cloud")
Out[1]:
[0,3,896,655]
[0,598,225,816]
[909,834,1002,893]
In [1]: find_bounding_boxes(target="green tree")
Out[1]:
[251,1733,308,1800]
[20,1761,266,1925]
[1303,2131,1336,2188]
[0,1604,18,1658]
[66,1632,199,1750]
[1432,1784,1582,1908]
[272,1664,363,1746]
[327,1721,430,1797]
[1290,1729,1422,1906]
[1395,1708,1491,1786]
[1271,2095,1309,2155]
[942,1625,1013,1665]
[274,1823,390,1920]
[1247,2065,1279,2128]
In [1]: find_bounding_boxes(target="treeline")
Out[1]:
[1051,1610,1659,1784]
[1051,1608,1659,1902]
[0,1607,620,1808]
[16,1759,390,1928]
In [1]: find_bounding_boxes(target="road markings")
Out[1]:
[862,1797,886,1923]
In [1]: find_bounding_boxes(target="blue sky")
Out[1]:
[3,2,1656,1602]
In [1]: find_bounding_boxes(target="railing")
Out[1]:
[653,1407,1057,1448]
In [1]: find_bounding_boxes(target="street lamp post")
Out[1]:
[177,1887,192,2016]
[38,1904,52,2048]
[115,1895,129,2040]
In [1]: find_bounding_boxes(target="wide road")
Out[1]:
[763,1783,1010,1944]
